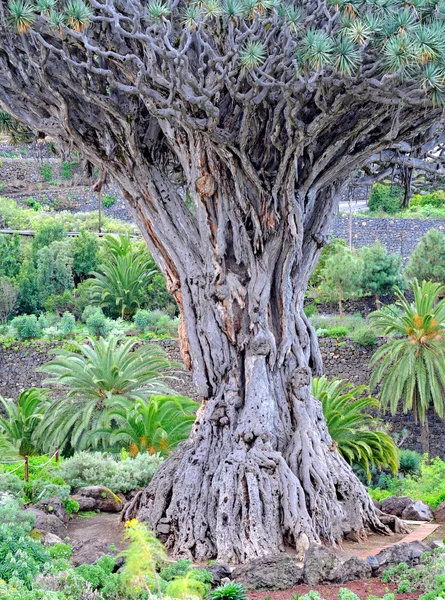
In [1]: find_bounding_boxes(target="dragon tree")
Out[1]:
[0,0,444,562]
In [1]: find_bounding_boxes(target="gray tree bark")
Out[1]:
[118,139,389,562]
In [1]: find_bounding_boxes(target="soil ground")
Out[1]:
[66,512,128,565]
[249,580,419,600]
[65,513,444,597]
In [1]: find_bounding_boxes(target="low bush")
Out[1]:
[410,190,445,208]
[102,194,117,208]
[209,582,248,600]
[325,325,349,338]
[86,309,111,338]
[368,183,403,214]
[58,452,163,493]
[0,494,35,531]
[350,325,378,346]
[11,314,40,340]
[369,455,445,508]
[399,449,422,477]
[0,522,50,587]
[59,312,76,336]
[304,303,317,318]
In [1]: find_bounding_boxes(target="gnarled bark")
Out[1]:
[120,141,389,562]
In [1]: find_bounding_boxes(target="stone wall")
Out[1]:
[331,215,445,263]
[1,337,444,456]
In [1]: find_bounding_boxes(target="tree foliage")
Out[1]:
[360,241,404,305]
[0,388,49,456]
[405,228,445,284]
[92,394,199,456]
[0,233,22,279]
[370,279,445,452]
[36,239,74,304]
[0,276,18,324]
[72,228,99,282]
[319,245,363,316]
[35,338,174,452]
[90,235,155,319]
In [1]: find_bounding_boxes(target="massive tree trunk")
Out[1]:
[119,138,389,562]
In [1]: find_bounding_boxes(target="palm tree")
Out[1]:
[90,394,199,456]
[34,338,175,453]
[0,388,50,456]
[370,279,445,454]
[312,376,399,479]
[90,234,156,319]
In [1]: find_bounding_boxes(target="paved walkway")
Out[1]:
[359,523,440,558]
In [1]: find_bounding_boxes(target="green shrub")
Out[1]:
[368,183,403,214]
[318,246,364,316]
[36,239,74,305]
[337,590,360,600]
[24,197,42,211]
[166,578,207,599]
[0,473,24,497]
[304,303,317,318]
[72,229,99,282]
[405,229,445,285]
[16,260,42,315]
[33,223,67,254]
[0,232,22,278]
[134,309,150,330]
[399,449,422,477]
[47,542,73,561]
[350,326,378,346]
[325,325,349,338]
[410,190,445,208]
[59,311,75,336]
[209,582,248,600]
[60,161,78,180]
[309,238,347,289]
[86,309,110,338]
[0,495,35,531]
[0,522,50,587]
[11,314,40,339]
[102,194,117,208]
[58,452,163,493]
[160,559,192,581]
[39,163,53,182]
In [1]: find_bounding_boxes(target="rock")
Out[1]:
[304,544,343,585]
[26,508,67,538]
[233,555,303,590]
[401,501,434,522]
[381,496,413,517]
[205,563,232,585]
[434,500,445,523]
[156,523,170,534]
[373,541,430,576]
[42,532,64,546]
[71,539,117,567]
[34,497,69,524]
[372,499,382,511]
[341,557,372,581]
[72,486,124,513]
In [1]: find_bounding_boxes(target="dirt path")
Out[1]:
[66,512,128,566]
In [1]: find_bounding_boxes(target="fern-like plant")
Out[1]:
[0,388,49,456]
[34,338,174,453]
[120,519,167,595]
[312,376,399,479]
